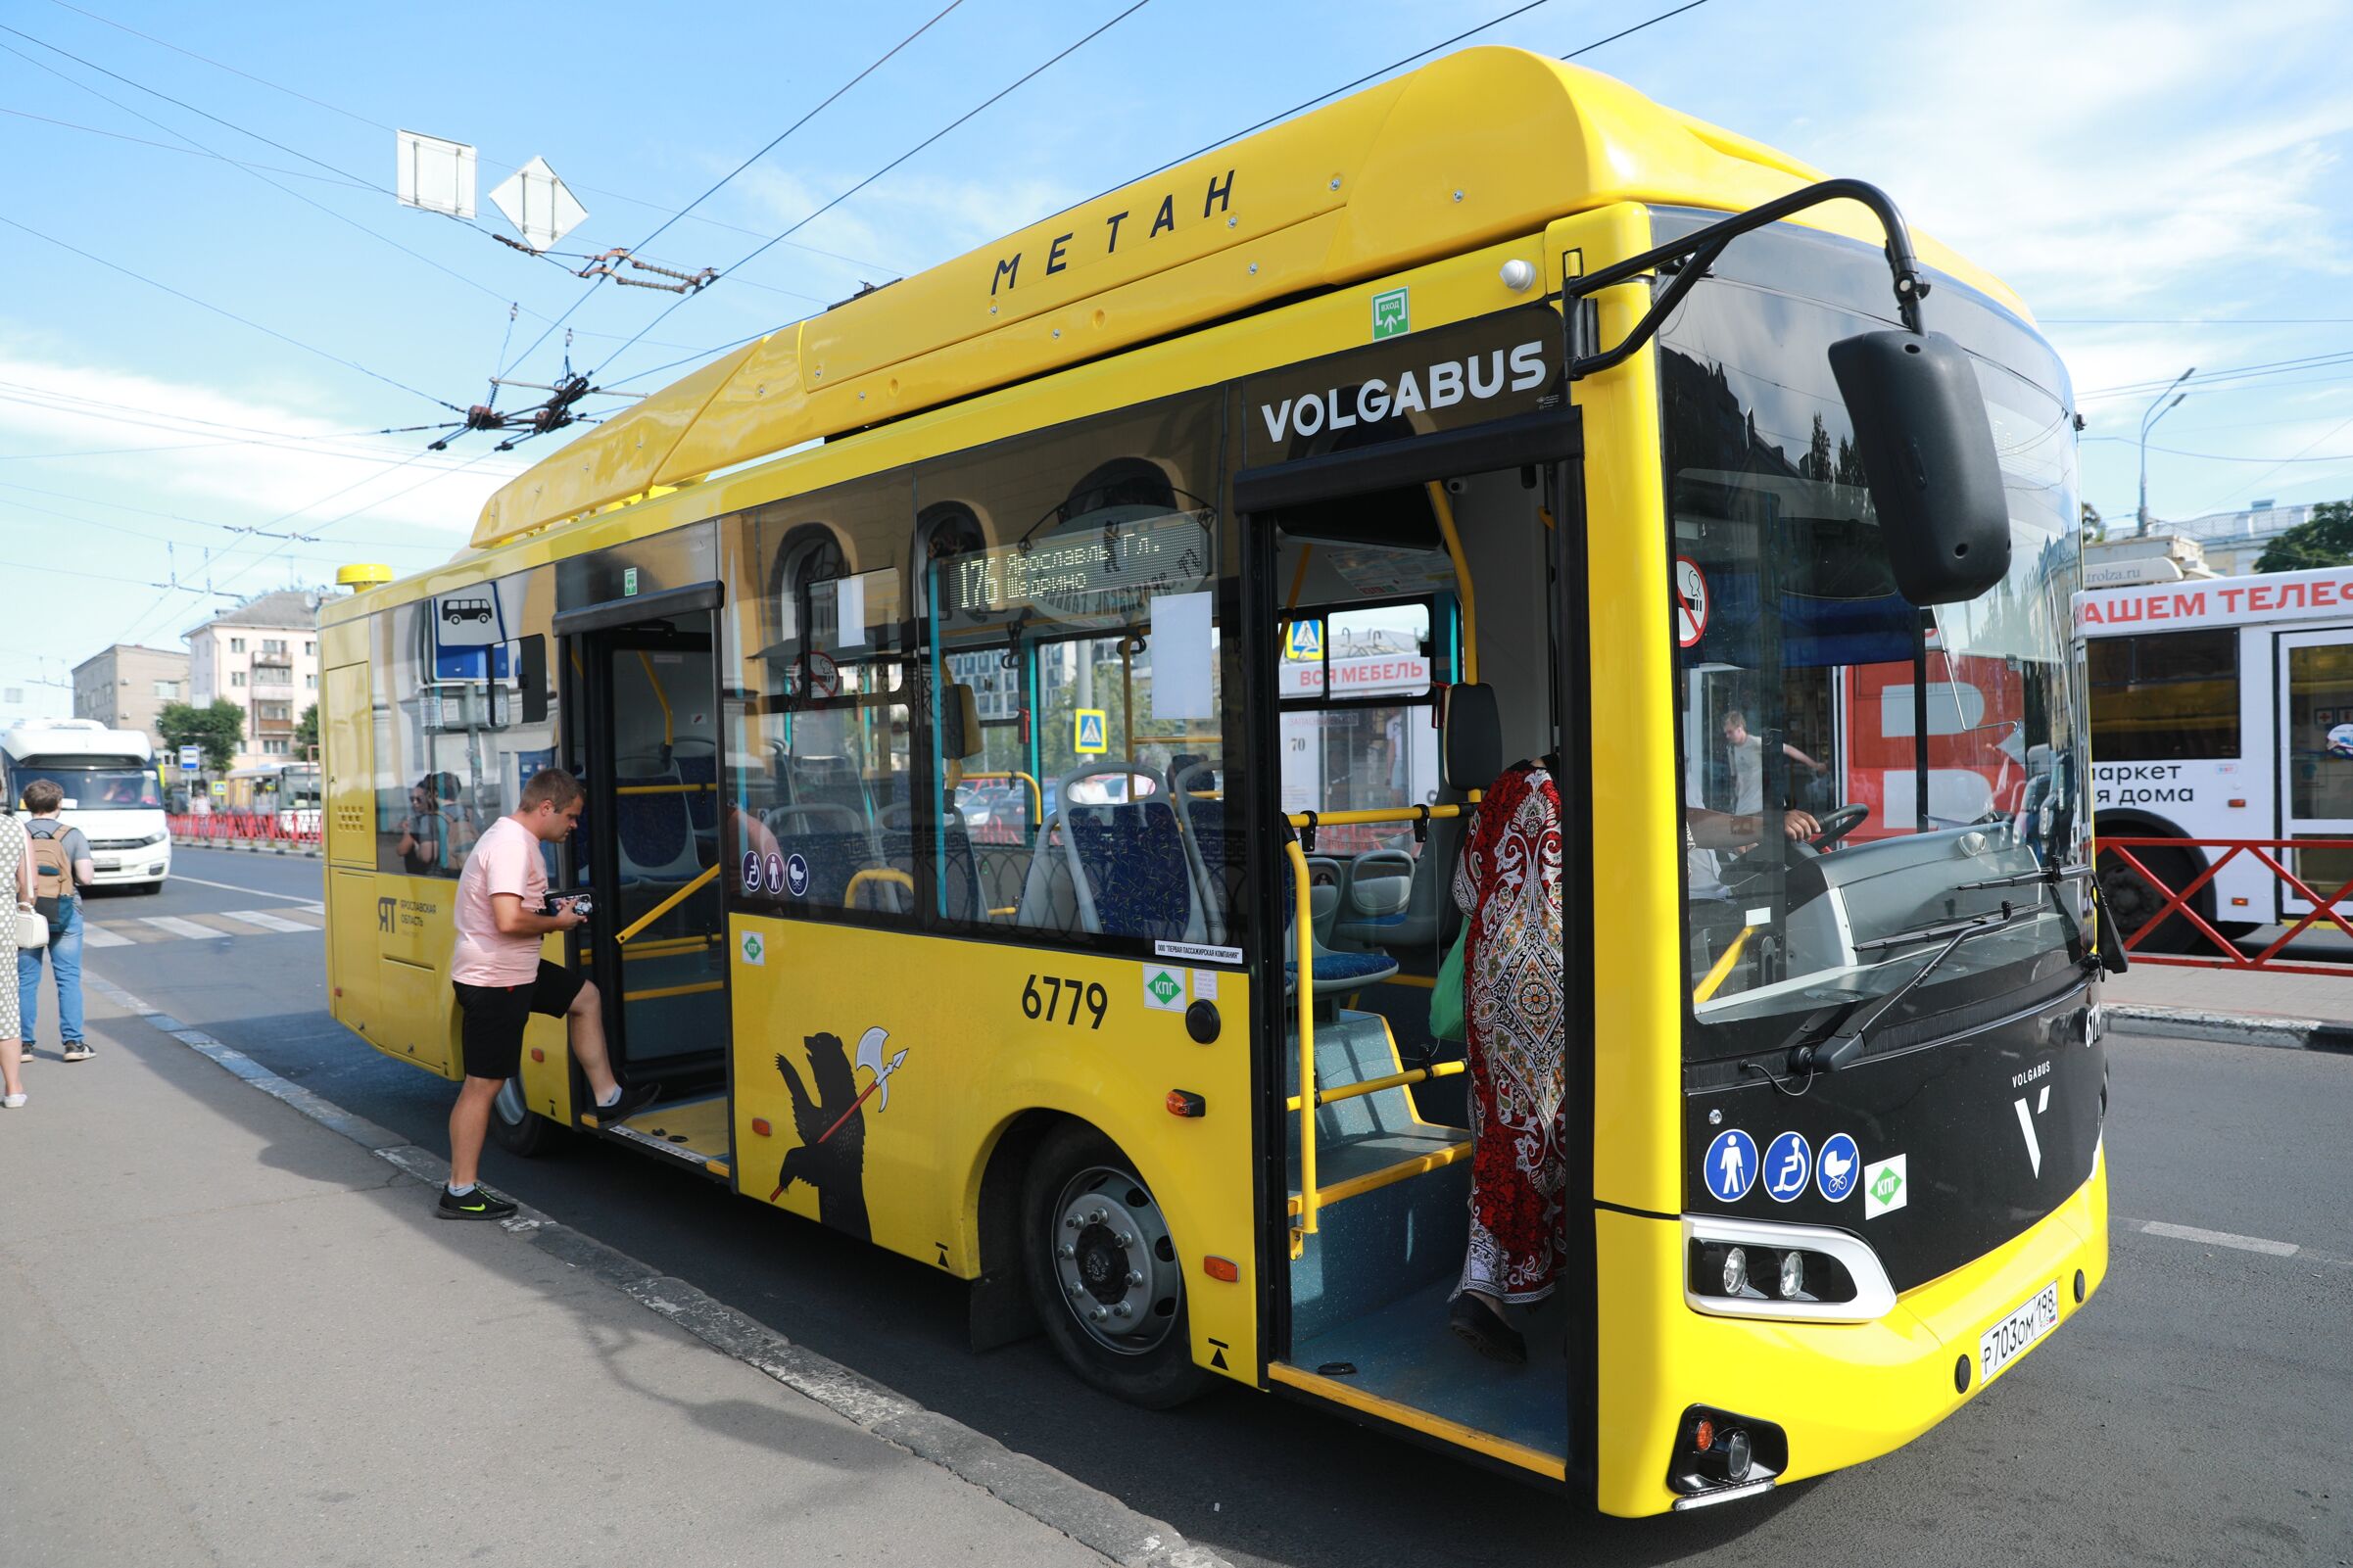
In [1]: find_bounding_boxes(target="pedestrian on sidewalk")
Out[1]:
[1,809,31,1108]
[441,767,653,1219]
[18,780,93,1064]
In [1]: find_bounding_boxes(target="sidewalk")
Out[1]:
[0,988,1128,1567]
[2105,957,2353,1048]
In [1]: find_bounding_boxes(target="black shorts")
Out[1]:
[452,961,586,1081]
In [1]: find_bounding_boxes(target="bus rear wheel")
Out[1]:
[490,1077,566,1158]
[2096,841,2214,956]
[1021,1124,1206,1410]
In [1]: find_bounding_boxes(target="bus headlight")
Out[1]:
[1684,1217,1895,1323]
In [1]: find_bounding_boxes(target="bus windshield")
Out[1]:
[1662,214,2088,1056]
[12,763,161,811]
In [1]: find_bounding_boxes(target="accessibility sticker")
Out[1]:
[784,852,810,899]
[1762,1130,1812,1204]
[764,851,786,895]
[1142,964,1185,1013]
[1816,1131,1861,1203]
[1863,1153,1908,1219]
[741,849,763,894]
[1075,708,1109,755]
[1702,1128,1757,1203]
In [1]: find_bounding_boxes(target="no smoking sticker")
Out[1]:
[1674,556,1709,648]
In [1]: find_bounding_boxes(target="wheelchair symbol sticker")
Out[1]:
[741,850,763,893]
[1763,1130,1811,1204]
[1703,1128,1757,1203]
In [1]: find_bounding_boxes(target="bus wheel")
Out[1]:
[1021,1124,1207,1409]
[490,1077,565,1158]
[2096,842,2210,956]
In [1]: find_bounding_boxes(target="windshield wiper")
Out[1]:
[1788,907,2043,1074]
[1957,862,2092,892]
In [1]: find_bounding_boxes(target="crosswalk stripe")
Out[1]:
[79,925,133,948]
[100,922,178,944]
[217,908,316,933]
[142,916,231,941]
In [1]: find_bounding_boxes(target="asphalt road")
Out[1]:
[53,848,2353,1566]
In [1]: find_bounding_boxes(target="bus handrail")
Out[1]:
[1283,805,1463,830]
[613,863,718,946]
[1424,482,1478,685]
[1286,838,1319,1256]
[845,867,914,907]
[1284,1059,1464,1114]
[961,771,1043,828]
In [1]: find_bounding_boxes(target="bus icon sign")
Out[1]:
[1371,287,1409,340]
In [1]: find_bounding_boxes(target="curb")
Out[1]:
[2105,1003,2353,1053]
[82,974,1226,1568]
[170,837,321,858]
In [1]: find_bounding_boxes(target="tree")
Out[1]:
[2255,499,2353,573]
[2081,501,2105,543]
[158,699,246,772]
[295,701,318,755]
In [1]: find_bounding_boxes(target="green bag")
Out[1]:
[1428,923,1469,1043]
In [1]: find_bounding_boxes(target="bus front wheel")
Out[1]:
[490,1077,566,1158]
[1021,1123,1206,1410]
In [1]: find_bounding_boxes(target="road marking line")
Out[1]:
[217,908,316,933]
[141,916,232,941]
[2139,1220,2299,1257]
[79,925,133,948]
[166,872,320,905]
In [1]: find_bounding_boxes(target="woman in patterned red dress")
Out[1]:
[1447,757,1563,1363]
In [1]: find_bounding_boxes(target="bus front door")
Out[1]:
[2276,627,2353,919]
[567,614,734,1170]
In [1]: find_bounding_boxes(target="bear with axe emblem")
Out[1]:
[770,1025,906,1242]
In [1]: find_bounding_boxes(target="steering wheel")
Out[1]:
[1809,801,1870,849]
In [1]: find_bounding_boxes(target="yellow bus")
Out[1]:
[320,46,2106,1512]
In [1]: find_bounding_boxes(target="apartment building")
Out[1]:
[185,590,323,769]
[72,644,192,747]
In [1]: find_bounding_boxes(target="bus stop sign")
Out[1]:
[178,744,201,772]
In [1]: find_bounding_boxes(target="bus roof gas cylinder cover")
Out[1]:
[1827,330,2010,606]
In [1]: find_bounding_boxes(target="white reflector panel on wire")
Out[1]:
[395,129,477,218]
[489,157,588,253]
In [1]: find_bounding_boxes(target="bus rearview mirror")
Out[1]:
[1828,330,2010,606]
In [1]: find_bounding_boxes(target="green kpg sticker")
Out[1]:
[1142,964,1185,1013]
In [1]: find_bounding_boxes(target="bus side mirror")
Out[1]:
[1828,330,2010,606]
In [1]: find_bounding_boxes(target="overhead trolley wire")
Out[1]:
[497,1,976,384]
[0,214,466,414]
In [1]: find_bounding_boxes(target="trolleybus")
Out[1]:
[2081,563,2353,947]
[2,717,170,891]
[319,47,2104,1513]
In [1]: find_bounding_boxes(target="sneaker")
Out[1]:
[2,1093,24,1109]
[586,1080,659,1124]
[61,1042,92,1063]
[435,1186,517,1221]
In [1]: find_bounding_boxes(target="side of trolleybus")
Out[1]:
[319,47,2106,1514]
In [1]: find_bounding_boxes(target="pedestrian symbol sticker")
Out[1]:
[1075,709,1109,755]
[1673,556,1709,648]
[1762,1130,1811,1204]
[764,851,786,895]
[1863,1153,1908,1219]
[1816,1132,1861,1202]
[1143,964,1185,1012]
[1283,620,1323,661]
[741,849,763,893]
[1702,1128,1756,1203]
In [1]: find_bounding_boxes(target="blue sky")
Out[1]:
[4,0,2350,712]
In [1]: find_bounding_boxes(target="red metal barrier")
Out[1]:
[168,811,320,846]
[2102,835,2353,974]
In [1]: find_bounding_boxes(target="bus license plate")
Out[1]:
[1977,1282,2059,1387]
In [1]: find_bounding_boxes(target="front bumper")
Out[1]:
[1599,1145,2108,1515]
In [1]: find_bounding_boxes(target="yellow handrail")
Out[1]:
[1425,482,1477,685]
[1693,926,1752,1005]
[1284,1058,1464,1113]
[621,933,721,961]
[622,979,725,1003]
[1283,804,1464,830]
[845,867,914,908]
[635,650,676,748]
[1286,838,1318,1255]
[963,770,1043,827]
[612,863,719,946]
[614,782,718,796]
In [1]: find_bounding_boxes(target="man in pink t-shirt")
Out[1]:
[440,768,654,1220]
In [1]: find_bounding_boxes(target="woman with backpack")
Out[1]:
[1,807,30,1108]
[18,779,91,1063]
